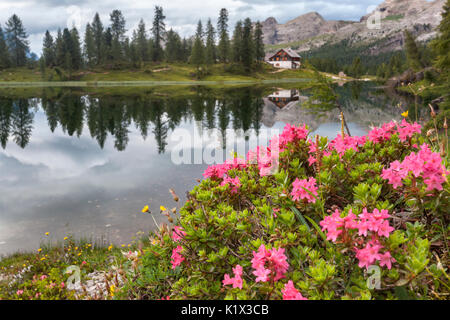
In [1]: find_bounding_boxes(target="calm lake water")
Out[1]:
[0,82,418,255]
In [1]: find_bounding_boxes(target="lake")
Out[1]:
[0,82,421,255]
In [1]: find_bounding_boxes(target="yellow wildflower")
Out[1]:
[141,205,149,213]
[401,111,409,118]
[109,284,116,297]
[64,237,68,241]
[37,248,42,253]
[160,205,167,212]
[45,232,49,236]
[108,244,113,251]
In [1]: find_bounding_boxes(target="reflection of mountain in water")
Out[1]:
[262,82,404,132]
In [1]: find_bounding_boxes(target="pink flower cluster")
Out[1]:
[222,264,243,289]
[281,281,308,300]
[291,177,318,203]
[329,134,366,156]
[172,226,187,242]
[368,120,421,144]
[355,241,395,269]
[278,124,309,152]
[171,246,185,269]
[220,176,241,194]
[203,158,247,180]
[381,143,448,191]
[251,244,289,282]
[320,208,395,269]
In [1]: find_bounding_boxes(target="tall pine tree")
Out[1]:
[151,6,166,62]
[253,21,265,62]
[404,30,423,71]
[91,13,104,65]
[42,30,55,67]
[0,25,10,69]
[217,8,230,63]
[205,19,216,66]
[5,14,29,67]
[191,20,205,68]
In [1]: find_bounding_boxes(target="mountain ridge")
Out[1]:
[262,0,446,55]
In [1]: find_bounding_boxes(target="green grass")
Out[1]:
[382,14,404,22]
[0,63,317,86]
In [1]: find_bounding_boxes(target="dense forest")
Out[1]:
[0,7,266,78]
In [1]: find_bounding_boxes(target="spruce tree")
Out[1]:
[42,30,55,67]
[165,29,182,62]
[0,25,10,69]
[205,19,216,66]
[241,18,254,71]
[431,0,450,107]
[70,27,82,70]
[135,19,149,63]
[91,13,104,65]
[404,30,423,71]
[217,8,230,63]
[151,6,166,62]
[231,21,243,63]
[253,21,265,62]
[83,23,95,67]
[5,14,29,67]
[110,10,126,63]
[55,29,65,67]
[191,20,205,68]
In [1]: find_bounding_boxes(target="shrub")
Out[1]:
[121,119,449,300]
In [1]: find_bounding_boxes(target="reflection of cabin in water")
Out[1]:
[267,89,300,108]
[267,48,301,69]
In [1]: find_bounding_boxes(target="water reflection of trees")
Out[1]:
[0,88,265,152]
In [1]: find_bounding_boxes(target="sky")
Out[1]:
[0,0,387,54]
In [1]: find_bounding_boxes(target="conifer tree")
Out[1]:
[83,23,95,67]
[91,13,104,65]
[0,25,11,69]
[191,20,205,68]
[70,27,82,70]
[135,19,149,62]
[217,8,230,63]
[5,14,29,67]
[42,30,55,67]
[151,6,166,62]
[253,21,265,62]
[241,18,254,71]
[205,19,216,66]
[231,21,243,63]
[404,30,423,71]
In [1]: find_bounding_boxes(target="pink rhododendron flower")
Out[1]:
[291,177,318,203]
[16,290,23,295]
[354,241,383,269]
[220,176,241,194]
[172,226,187,242]
[171,246,185,269]
[329,135,365,156]
[397,119,421,142]
[251,244,289,282]
[319,209,344,242]
[282,281,308,300]
[279,123,309,151]
[382,143,448,192]
[223,264,243,289]
[379,251,396,269]
[203,164,229,179]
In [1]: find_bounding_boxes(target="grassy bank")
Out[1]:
[0,63,318,85]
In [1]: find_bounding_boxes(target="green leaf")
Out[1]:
[290,206,310,231]
[304,215,330,246]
